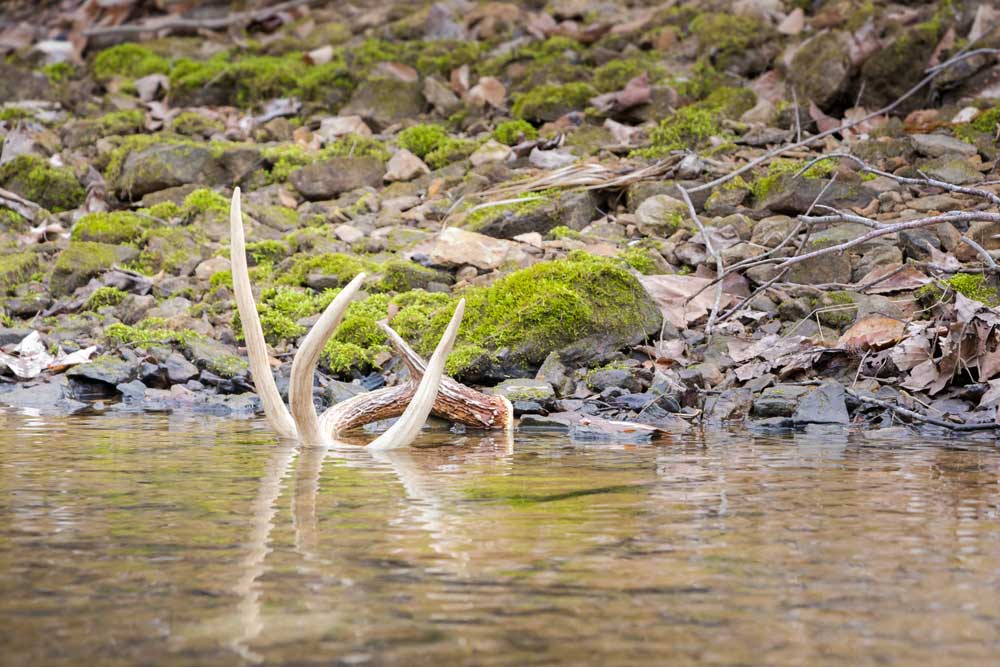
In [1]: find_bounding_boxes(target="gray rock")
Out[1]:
[899,227,940,261]
[67,355,136,386]
[758,175,876,215]
[788,223,871,285]
[918,156,984,185]
[427,227,519,270]
[911,133,978,158]
[116,143,227,199]
[634,194,687,236]
[788,30,852,112]
[341,77,425,130]
[290,156,385,200]
[586,367,644,394]
[753,384,813,418]
[164,352,199,384]
[181,337,247,379]
[493,378,556,405]
[469,190,598,239]
[536,351,575,396]
[751,215,798,248]
[422,76,461,114]
[792,382,849,425]
[704,388,753,425]
[0,327,33,346]
[0,376,88,413]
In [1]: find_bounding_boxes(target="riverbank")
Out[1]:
[1,1,999,436]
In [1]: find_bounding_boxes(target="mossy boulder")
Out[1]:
[342,77,425,130]
[512,82,596,122]
[407,252,662,380]
[51,242,136,296]
[789,31,852,112]
[0,155,85,211]
[70,211,145,244]
[114,141,227,199]
[0,252,39,294]
[465,190,599,239]
[857,23,940,111]
[289,156,385,200]
[377,259,452,292]
[0,63,53,102]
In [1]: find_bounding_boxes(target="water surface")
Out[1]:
[2,411,999,666]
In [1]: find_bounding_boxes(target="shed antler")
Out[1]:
[230,188,512,448]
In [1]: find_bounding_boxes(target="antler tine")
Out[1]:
[230,187,297,439]
[288,272,366,445]
[367,299,466,450]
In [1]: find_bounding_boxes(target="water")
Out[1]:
[1,411,999,666]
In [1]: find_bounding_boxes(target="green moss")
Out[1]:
[749,158,835,202]
[512,82,596,122]
[548,225,582,240]
[85,286,127,310]
[320,341,373,374]
[262,135,390,183]
[414,40,485,76]
[0,207,28,229]
[93,44,169,81]
[209,269,233,289]
[170,111,223,136]
[593,58,664,93]
[0,155,85,211]
[425,137,478,169]
[105,318,198,347]
[633,85,755,158]
[141,201,182,219]
[954,106,1000,142]
[0,251,38,292]
[811,291,856,328]
[482,36,580,76]
[321,134,391,161]
[245,240,288,264]
[671,60,731,101]
[464,190,554,231]
[51,242,119,295]
[619,246,658,275]
[280,252,371,287]
[689,13,771,69]
[42,62,74,85]
[376,259,446,292]
[182,188,228,215]
[397,123,448,158]
[493,119,538,146]
[947,273,998,305]
[71,211,145,244]
[407,252,659,375]
[0,107,34,122]
[98,110,145,135]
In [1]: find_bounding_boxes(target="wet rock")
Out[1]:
[181,337,247,379]
[792,382,849,425]
[918,156,984,185]
[910,133,979,158]
[427,227,520,270]
[0,376,88,413]
[788,31,852,112]
[704,388,753,424]
[384,149,430,182]
[586,367,644,394]
[342,77,425,130]
[290,156,385,200]
[518,413,573,431]
[164,351,199,384]
[493,378,556,406]
[535,351,575,396]
[752,384,813,418]
[67,355,137,386]
[115,143,227,199]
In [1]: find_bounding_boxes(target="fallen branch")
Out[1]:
[677,184,724,333]
[846,388,998,431]
[777,211,1000,270]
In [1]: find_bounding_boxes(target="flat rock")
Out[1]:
[341,77,425,130]
[792,382,849,425]
[428,227,518,270]
[290,156,385,200]
[759,175,876,215]
[919,156,984,185]
[753,384,813,418]
[704,388,753,424]
[634,194,687,235]
[911,133,978,158]
[493,378,556,405]
[469,190,598,239]
[0,376,88,413]
[116,143,227,199]
[67,355,137,386]
[384,149,429,182]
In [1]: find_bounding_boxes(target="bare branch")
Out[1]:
[83,0,311,38]
[677,184,725,333]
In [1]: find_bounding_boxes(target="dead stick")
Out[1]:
[83,0,311,38]
[846,388,998,431]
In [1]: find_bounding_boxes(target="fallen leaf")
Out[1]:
[305,45,334,66]
[838,316,906,351]
[859,263,931,293]
[638,274,735,330]
[47,345,98,373]
[891,325,933,370]
[591,73,651,114]
[777,8,805,35]
[809,101,841,134]
[466,76,506,108]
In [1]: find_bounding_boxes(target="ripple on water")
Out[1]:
[1,410,998,666]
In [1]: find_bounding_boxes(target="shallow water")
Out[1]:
[1,411,999,666]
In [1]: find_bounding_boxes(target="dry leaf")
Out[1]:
[466,76,506,108]
[638,274,734,330]
[837,316,906,351]
[305,45,333,66]
[859,263,930,293]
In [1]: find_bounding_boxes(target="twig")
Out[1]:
[846,388,998,431]
[687,49,1000,194]
[777,211,1000,270]
[677,184,724,334]
[959,235,1000,271]
[83,0,311,38]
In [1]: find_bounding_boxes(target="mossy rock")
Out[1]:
[92,44,169,81]
[376,259,452,292]
[341,77,425,130]
[788,31,852,112]
[465,189,598,239]
[71,211,145,244]
[51,242,136,296]
[0,155,84,211]
[857,23,941,111]
[0,251,39,294]
[113,140,227,199]
[406,252,662,379]
[512,82,596,122]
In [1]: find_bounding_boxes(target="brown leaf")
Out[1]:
[637,274,734,330]
[859,263,930,293]
[901,358,938,392]
[809,101,841,134]
[466,76,506,108]
[890,325,933,370]
[591,73,650,114]
[838,316,906,351]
